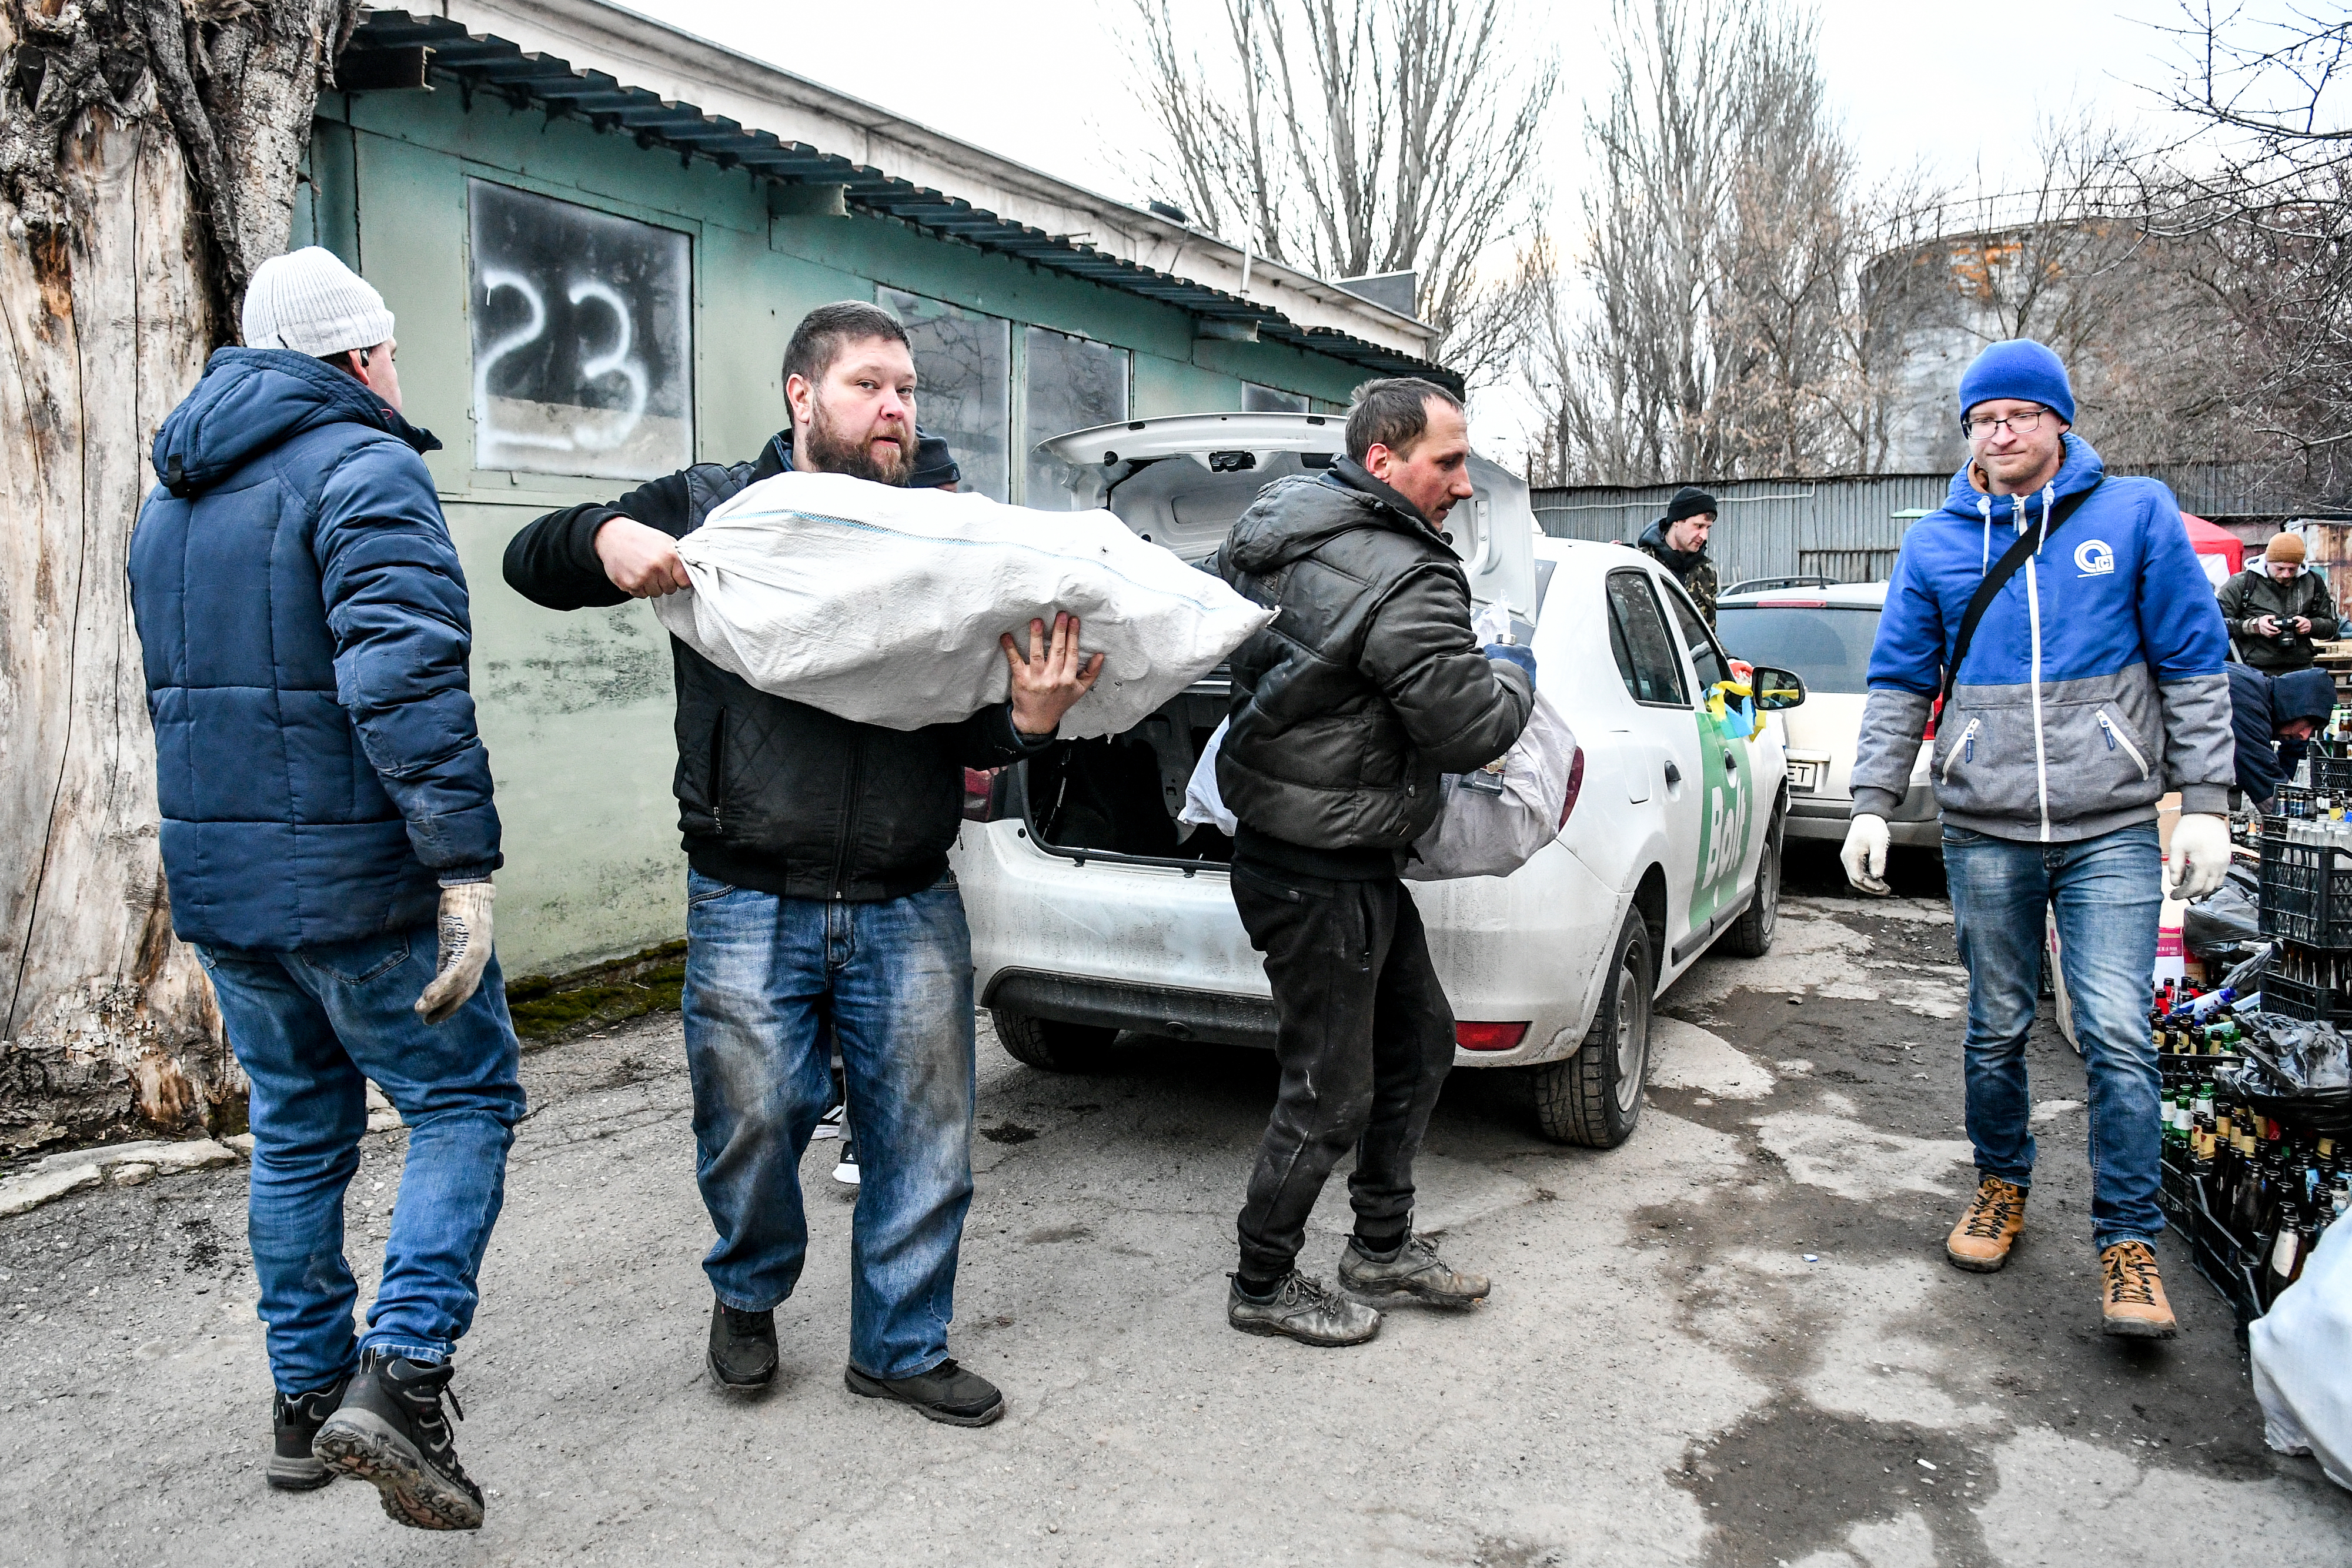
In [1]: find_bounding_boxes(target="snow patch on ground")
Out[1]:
[1651,1016,1779,1099]
[1755,1111,1975,1203]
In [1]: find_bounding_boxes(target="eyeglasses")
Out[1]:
[1962,407,2048,440]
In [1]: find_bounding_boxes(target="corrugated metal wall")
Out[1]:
[1531,475,1949,590]
[1534,463,2338,588]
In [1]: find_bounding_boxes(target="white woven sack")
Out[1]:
[2250,1212,2352,1492]
[652,472,1272,738]
[1402,690,1575,882]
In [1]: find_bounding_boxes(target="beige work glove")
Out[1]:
[2166,814,2231,904]
[415,881,495,1025]
[1840,813,1892,896]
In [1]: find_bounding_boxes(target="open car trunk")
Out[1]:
[1011,416,1542,869]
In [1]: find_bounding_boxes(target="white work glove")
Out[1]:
[1841,813,1892,896]
[2167,814,2231,904]
[415,882,495,1025]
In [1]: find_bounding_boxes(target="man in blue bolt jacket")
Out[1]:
[1841,339,2234,1339]
[128,249,519,1530]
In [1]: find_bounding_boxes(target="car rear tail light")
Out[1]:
[1558,744,1586,828]
[963,767,1004,823]
[1455,1021,1529,1051]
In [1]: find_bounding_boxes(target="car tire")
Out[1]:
[1529,907,1653,1148]
[1721,806,1783,958]
[991,1008,1118,1072]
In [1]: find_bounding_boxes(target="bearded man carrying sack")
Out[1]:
[505,302,1102,1426]
[1842,339,2234,1339]
[1207,377,1535,1347]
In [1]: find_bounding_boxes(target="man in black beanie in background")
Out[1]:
[1638,486,1720,626]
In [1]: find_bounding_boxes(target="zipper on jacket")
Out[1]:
[2025,510,2052,842]
[1942,718,1980,783]
[830,735,866,900]
[2097,709,2152,780]
[708,711,728,837]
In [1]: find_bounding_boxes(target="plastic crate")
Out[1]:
[2311,752,2352,793]
[2156,1148,2269,1332]
[2257,971,2352,1023]
[2258,833,2352,948]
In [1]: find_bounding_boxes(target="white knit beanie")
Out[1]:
[242,247,396,357]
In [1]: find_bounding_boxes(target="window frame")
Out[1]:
[1604,567,1690,709]
[1658,573,1732,699]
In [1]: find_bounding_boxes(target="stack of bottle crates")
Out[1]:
[2158,736,2352,1325]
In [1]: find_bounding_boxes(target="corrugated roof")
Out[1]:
[341,11,1461,392]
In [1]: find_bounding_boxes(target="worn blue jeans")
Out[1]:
[682,868,976,1382]
[196,924,524,1395]
[1942,822,2164,1251]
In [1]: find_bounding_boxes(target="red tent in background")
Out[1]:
[2183,513,2244,586]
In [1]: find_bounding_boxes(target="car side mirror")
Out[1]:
[1751,667,1806,710]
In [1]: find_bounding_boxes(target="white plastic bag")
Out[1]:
[1402,690,1576,882]
[1180,718,1239,835]
[652,472,1272,738]
[1176,674,1573,884]
[2250,1213,2352,1492]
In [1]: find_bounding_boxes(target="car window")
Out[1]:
[1716,606,1882,695]
[1605,570,1688,706]
[1662,580,1729,695]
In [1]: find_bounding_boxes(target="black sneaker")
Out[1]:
[268,1376,349,1491]
[312,1348,483,1530]
[844,1358,1004,1427]
[833,1135,860,1188]
[707,1298,779,1392]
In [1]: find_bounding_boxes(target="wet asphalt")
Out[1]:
[1,839,2346,1566]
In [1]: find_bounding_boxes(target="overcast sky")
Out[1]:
[626,0,2288,456]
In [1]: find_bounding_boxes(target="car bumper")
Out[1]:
[1784,782,1940,847]
[952,823,1626,1069]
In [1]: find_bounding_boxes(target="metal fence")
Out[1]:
[1533,463,2341,587]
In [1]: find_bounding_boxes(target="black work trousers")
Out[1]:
[1230,861,1456,1280]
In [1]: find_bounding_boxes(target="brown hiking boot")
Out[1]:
[2099,1241,2178,1338]
[1945,1175,2027,1272]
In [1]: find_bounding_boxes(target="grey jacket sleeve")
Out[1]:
[1359,561,1535,773]
[2159,672,2237,815]
[1849,688,1936,820]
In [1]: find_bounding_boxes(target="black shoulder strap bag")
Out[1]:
[1939,480,2103,710]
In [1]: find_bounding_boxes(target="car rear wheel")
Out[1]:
[1721,805,1783,958]
[991,1008,1118,1072]
[1529,907,1653,1147]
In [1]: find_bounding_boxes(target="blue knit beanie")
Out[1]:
[1958,339,2075,425]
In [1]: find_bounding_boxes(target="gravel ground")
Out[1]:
[2,842,2346,1566]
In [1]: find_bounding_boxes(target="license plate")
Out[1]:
[1787,760,1819,792]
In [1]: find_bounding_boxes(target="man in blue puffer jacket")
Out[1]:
[128,249,519,1530]
[1842,339,2234,1340]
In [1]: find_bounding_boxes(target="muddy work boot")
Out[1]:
[1945,1175,2027,1272]
[707,1299,779,1393]
[1338,1232,1491,1307]
[312,1348,485,1531]
[1227,1271,1382,1346]
[844,1358,1004,1427]
[2099,1241,2179,1338]
[268,1376,349,1492]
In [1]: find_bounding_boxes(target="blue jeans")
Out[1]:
[1942,822,2164,1251]
[682,869,976,1381]
[195,925,524,1395]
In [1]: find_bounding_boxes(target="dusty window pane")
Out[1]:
[469,180,692,480]
[878,287,1010,501]
[1023,326,1129,507]
[1242,382,1307,413]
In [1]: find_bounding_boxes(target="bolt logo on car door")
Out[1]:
[1689,707,1754,927]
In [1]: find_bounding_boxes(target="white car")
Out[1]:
[1712,581,1939,851]
[951,414,1805,1146]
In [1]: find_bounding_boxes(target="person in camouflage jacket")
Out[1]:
[1636,486,1720,625]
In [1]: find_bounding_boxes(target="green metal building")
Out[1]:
[306,2,1448,978]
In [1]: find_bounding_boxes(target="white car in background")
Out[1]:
[1713,580,1939,852]
[951,414,1806,1146]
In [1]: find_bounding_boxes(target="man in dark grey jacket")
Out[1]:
[1210,378,1535,1346]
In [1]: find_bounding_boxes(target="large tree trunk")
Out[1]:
[1,0,355,1151]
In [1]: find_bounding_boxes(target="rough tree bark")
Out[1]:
[1,0,356,1151]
